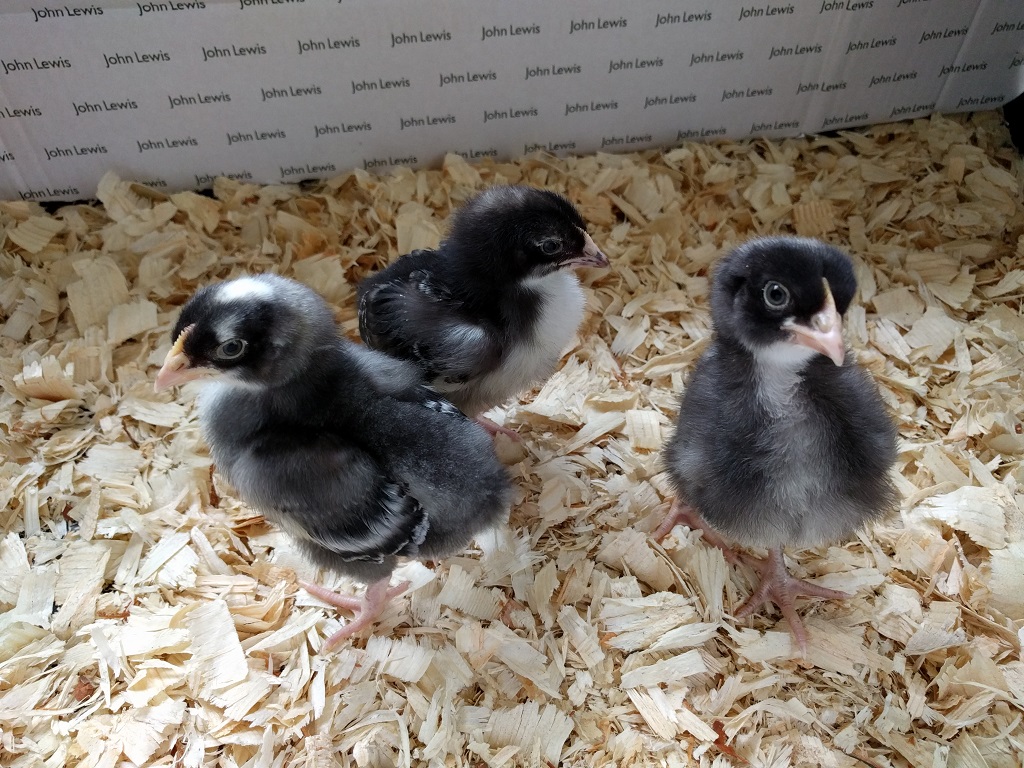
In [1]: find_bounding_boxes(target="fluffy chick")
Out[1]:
[357,185,608,437]
[155,274,511,650]
[657,237,897,651]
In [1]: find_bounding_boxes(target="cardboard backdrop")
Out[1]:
[1,0,1022,202]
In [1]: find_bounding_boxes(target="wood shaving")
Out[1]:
[1,111,1022,767]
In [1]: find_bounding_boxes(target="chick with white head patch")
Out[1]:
[156,274,511,651]
[656,237,897,652]
[357,185,609,439]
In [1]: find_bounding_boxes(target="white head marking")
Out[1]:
[216,277,276,304]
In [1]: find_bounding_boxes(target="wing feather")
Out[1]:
[230,437,430,564]
[358,269,502,383]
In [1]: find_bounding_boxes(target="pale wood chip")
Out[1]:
[395,201,442,254]
[475,622,562,698]
[987,543,1024,621]
[0,533,30,608]
[107,300,158,346]
[902,306,961,361]
[792,200,836,236]
[625,687,677,740]
[623,409,663,451]
[600,593,700,652]
[121,397,188,428]
[363,636,435,684]
[583,390,639,413]
[0,566,57,630]
[871,286,925,328]
[185,599,248,699]
[609,314,650,357]
[555,605,605,668]
[560,411,625,455]
[170,191,222,233]
[904,620,968,656]
[607,191,648,227]
[13,356,78,402]
[982,270,1024,299]
[905,250,960,284]
[946,154,967,184]
[596,528,675,593]
[620,649,708,688]
[65,256,131,334]
[108,698,187,765]
[78,444,145,486]
[929,267,976,308]
[485,702,573,765]
[907,486,1010,550]
[7,215,66,254]
[123,661,186,708]
[860,163,907,183]
[674,703,718,743]
[436,564,502,621]
[52,541,110,631]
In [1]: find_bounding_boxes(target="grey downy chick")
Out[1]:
[156,274,511,651]
[657,237,898,651]
[357,185,609,439]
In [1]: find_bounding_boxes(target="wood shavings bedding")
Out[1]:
[1,111,1022,767]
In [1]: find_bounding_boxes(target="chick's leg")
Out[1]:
[653,499,745,566]
[300,578,410,652]
[735,546,850,652]
[474,414,522,442]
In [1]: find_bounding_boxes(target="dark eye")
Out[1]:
[215,339,247,360]
[539,239,561,256]
[762,281,790,310]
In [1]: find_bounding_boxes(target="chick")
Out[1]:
[357,185,608,438]
[656,237,897,651]
[155,274,511,650]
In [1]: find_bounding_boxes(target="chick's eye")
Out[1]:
[762,281,790,310]
[215,339,247,360]
[539,239,562,256]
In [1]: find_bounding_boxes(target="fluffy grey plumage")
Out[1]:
[357,185,608,430]
[659,237,897,650]
[155,274,511,648]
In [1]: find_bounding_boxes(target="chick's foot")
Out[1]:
[653,499,746,566]
[475,414,522,442]
[735,546,850,653]
[300,578,410,652]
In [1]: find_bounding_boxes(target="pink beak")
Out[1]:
[560,230,610,270]
[154,325,213,391]
[783,281,846,366]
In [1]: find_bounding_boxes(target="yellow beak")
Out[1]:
[561,230,610,270]
[783,281,846,366]
[154,325,212,391]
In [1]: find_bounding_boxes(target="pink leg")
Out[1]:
[734,546,851,653]
[475,414,522,442]
[653,499,745,566]
[300,578,410,652]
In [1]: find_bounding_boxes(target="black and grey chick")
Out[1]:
[357,185,608,438]
[155,274,511,650]
[656,237,897,651]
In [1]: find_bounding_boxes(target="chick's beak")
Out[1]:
[560,230,610,270]
[783,281,846,366]
[154,325,210,391]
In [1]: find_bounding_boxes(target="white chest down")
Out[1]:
[748,342,856,548]
[467,271,585,412]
